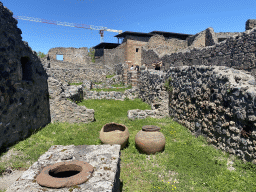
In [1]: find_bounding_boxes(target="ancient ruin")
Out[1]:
[0,2,95,152]
[3,1,256,191]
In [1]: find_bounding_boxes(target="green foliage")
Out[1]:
[88,47,95,63]
[37,51,46,58]
[164,77,173,93]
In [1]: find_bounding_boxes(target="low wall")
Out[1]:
[48,77,95,124]
[83,89,138,101]
[167,65,256,162]
[45,68,107,83]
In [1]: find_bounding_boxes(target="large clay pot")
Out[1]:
[99,122,129,149]
[135,125,165,154]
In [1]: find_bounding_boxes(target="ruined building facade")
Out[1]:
[0,2,51,151]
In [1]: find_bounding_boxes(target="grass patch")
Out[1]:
[112,83,125,87]
[94,81,103,85]
[106,74,115,78]
[68,82,83,86]
[91,85,132,92]
[1,99,256,191]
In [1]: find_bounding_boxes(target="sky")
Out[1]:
[2,0,256,55]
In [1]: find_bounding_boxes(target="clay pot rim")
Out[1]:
[102,122,127,132]
[142,125,161,132]
[36,160,94,188]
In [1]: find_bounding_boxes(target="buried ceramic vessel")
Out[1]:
[99,122,129,149]
[135,125,165,154]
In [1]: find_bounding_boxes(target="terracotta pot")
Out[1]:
[99,122,129,149]
[135,125,165,154]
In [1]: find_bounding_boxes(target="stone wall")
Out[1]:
[167,65,256,162]
[104,47,125,68]
[83,89,138,100]
[246,19,256,30]
[215,32,240,42]
[0,2,51,151]
[45,68,107,84]
[148,28,256,79]
[48,77,94,124]
[48,47,90,65]
[137,70,169,117]
[40,57,112,83]
[141,28,244,71]
[187,27,217,47]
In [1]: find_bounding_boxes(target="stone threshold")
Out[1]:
[6,144,121,192]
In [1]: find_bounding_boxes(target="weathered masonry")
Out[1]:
[0,2,51,151]
[48,47,90,65]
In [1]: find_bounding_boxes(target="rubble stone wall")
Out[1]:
[45,68,107,84]
[141,28,256,81]
[104,47,125,68]
[0,2,51,151]
[142,35,187,69]
[48,47,90,64]
[167,65,256,162]
[246,19,256,30]
[47,77,94,124]
[136,70,169,117]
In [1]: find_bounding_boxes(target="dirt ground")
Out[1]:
[0,148,30,191]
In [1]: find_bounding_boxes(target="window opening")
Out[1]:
[21,56,32,81]
[56,55,63,61]
[136,48,139,52]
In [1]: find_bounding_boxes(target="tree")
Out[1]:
[37,51,46,58]
[88,47,95,63]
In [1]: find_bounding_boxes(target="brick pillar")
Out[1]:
[130,71,138,88]
[123,68,128,85]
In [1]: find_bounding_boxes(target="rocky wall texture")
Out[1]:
[0,2,51,151]
[104,48,125,67]
[45,68,107,84]
[246,19,256,30]
[40,57,88,69]
[142,35,187,66]
[137,70,169,117]
[159,28,256,78]
[47,47,91,64]
[167,65,256,162]
[83,88,138,101]
[48,77,94,124]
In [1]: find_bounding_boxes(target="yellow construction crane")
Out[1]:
[13,15,123,43]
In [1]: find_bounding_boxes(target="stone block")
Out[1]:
[6,144,121,192]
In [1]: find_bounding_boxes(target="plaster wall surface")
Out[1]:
[0,2,51,151]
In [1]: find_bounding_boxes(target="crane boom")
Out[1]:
[13,15,122,42]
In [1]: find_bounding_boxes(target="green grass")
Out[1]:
[91,85,132,92]
[68,82,83,86]
[112,82,125,87]
[1,99,256,192]
[106,74,115,78]
[94,81,103,85]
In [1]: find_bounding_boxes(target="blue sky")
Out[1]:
[2,0,256,55]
